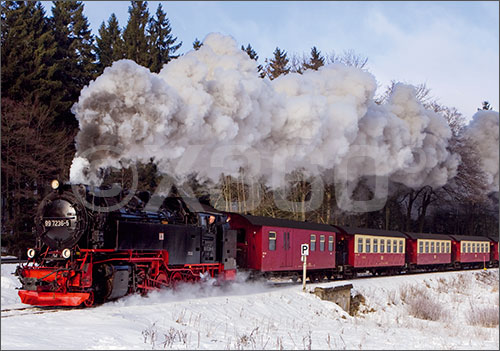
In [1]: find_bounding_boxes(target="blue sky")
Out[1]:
[41,1,499,119]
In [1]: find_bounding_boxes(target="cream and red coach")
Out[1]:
[449,235,491,269]
[330,226,407,276]
[403,232,452,271]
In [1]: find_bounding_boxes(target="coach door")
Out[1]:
[280,230,292,268]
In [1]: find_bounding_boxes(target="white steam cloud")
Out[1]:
[465,110,499,192]
[70,33,459,190]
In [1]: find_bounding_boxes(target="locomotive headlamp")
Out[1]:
[62,248,71,259]
[51,179,60,190]
[27,248,36,258]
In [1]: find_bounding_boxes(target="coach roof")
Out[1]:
[233,214,336,232]
[448,235,492,242]
[402,232,453,240]
[331,225,407,238]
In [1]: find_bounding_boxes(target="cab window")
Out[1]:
[310,234,316,251]
[268,232,276,251]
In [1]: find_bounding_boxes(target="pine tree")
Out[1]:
[122,0,151,67]
[193,38,203,50]
[148,3,182,73]
[479,101,492,111]
[302,46,325,71]
[242,44,258,60]
[1,1,58,105]
[51,0,96,126]
[241,43,265,78]
[266,47,290,80]
[96,13,125,73]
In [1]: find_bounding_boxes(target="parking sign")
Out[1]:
[301,244,309,256]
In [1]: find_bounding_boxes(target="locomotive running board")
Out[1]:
[18,290,90,306]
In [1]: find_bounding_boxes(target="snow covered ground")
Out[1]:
[1,263,498,350]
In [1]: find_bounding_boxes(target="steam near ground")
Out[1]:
[1,264,498,349]
[70,32,498,194]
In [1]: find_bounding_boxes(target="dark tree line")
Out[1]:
[1,1,497,257]
[1,0,182,256]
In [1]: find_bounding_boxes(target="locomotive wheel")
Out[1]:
[83,291,94,307]
[155,272,168,289]
[170,272,183,289]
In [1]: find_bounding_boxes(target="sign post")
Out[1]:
[301,244,309,292]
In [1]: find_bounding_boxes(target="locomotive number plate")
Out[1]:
[44,219,71,227]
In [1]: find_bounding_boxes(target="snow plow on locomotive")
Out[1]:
[15,181,237,307]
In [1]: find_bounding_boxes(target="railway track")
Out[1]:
[1,258,25,264]
[0,306,79,318]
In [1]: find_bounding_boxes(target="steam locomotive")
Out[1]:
[15,181,237,306]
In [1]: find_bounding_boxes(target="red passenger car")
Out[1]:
[331,226,406,276]
[488,236,499,267]
[449,235,491,268]
[403,232,452,271]
[229,214,337,281]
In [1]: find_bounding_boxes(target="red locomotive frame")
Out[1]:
[17,248,235,307]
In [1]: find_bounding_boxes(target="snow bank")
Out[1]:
[1,264,498,350]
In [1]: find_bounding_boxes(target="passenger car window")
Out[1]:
[419,241,423,254]
[431,242,435,253]
[387,239,392,253]
[399,240,404,253]
[380,239,385,253]
[365,238,371,253]
[393,240,398,253]
[446,242,450,253]
[357,238,363,253]
[269,232,276,251]
[328,236,334,252]
[310,234,316,251]
[320,235,325,251]
[373,239,378,253]
[425,241,429,253]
